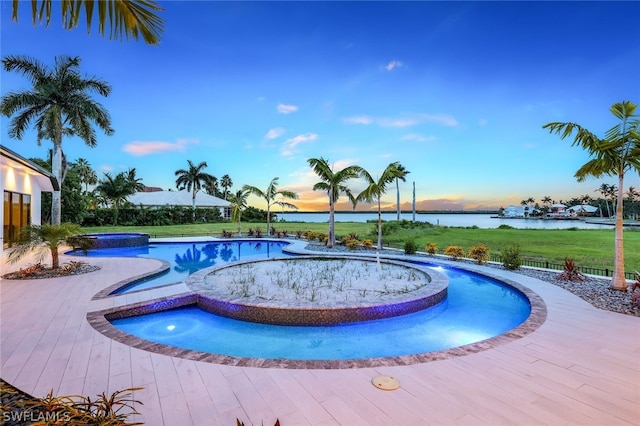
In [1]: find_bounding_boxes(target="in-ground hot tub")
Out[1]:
[75,233,149,249]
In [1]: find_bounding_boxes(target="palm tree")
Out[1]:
[74,158,98,193]
[6,223,83,270]
[1,55,114,225]
[243,177,298,236]
[596,183,613,218]
[95,171,139,225]
[174,160,216,220]
[394,164,410,220]
[356,162,406,250]
[11,0,164,45]
[543,100,640,291]
[204,176,220,198]
[228,189,251,236]
[308,157,364,248]
[220,174,233,200]
[124,167,145,192]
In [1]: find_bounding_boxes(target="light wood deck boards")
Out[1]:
[1,250,639,425]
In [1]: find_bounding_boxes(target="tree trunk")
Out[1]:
[396,178,401,221]
[51,142,63,224]
[611,173,627,291]
[266,203,271,236]
[328,189,335,248]
[51,246,59,270]
[377,197,382,250]
[192,190,197,221]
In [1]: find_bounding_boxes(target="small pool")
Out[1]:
[108,267,534,361]
[70,240,291,293]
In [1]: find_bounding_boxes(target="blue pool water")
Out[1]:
[111,267,531,360]
[71,240,291,292]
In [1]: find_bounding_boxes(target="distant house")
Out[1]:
[126,190,231,219]
[1,145,59,248]
[567,204,599,216]
[503,205,526,218]
[547,203,571,218]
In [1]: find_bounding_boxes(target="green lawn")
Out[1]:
[80,221,640,272]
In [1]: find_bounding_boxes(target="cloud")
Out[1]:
[122,139,196,156]
[343,115,373,125]
[277,104,298,114]
[265,127,286,139]
[343,113,458,128]
[281,133,318,156]
[400,133,436,143]
[385,60,403,71]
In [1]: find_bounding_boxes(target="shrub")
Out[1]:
[501,244,521,270]
[468,243,490,264]
[497,224,514,230]
[404,239,418,255]
[362,239,373,248]
[444,245,465,260]
[345,238,360,250]
[424,242,438,255]
[557,258,585,281]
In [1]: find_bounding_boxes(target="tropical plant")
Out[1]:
[543,100,640,291]
[444,245,465,260]
[243,177,298,236]
[75,157,98,193]
[11,0,164,44]
[228,188,251,236]
[95,170,141,225]
[6,223,83,269]
[175,160,216,220]
[220,174,233,200]
[501,244,521,270]
[355,162,406,250]
[425,242,438,255]
[394,163,410,220]
[404,239,418,255]
[468,243,490,264]
[1,54,114,224]
[557,258,585,282]
[308,157,364,248]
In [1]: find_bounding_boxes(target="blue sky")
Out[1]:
[2,1,639,212]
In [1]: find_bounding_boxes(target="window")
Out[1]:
[3,191,31,248]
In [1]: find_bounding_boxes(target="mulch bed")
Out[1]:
[2,262,100,280]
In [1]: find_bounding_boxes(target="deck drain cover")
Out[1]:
[372,375,400,391]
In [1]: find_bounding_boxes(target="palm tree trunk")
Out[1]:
[266,203,271,236]
[377,197,383,250]
[51,246,59,269]
[51,142,63,225]
[192,189,197,221]
[611,174,627,290]
[396,178,401,221]
[328,190,335,248]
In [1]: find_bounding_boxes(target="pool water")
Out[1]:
[71,240,291,292]
[111,268,531,360]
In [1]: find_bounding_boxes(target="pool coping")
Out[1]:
[86,254,547,369]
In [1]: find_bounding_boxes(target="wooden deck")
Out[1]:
[1,249,639,425]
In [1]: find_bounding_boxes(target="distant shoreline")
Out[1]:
[289,210,499,215]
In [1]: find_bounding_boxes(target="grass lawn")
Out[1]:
[80,221,640,273]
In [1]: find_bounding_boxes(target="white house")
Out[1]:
[503,205,526,218]
[126,190,231,219]
[1,145,59,248]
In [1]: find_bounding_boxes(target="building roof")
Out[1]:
[127,190,231,208]
[1,144,59,191]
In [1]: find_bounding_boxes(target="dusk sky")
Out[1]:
[2,1,639,212]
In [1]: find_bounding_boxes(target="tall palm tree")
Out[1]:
[124,167,145,192]
[243,177,298,236]
[11,0,164,45]
[394,164,410,220]
[356,162,405,250]
[174,160,216,220]
[543,100,640,291]
[596,183,613,218]
[1,55,114,225]
[228,188,251,236]
[204,176,220,198]
[220,174,233,200]
[308,157,364,248]
[74,158,98,193]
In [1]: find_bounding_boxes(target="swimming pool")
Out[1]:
[108,265,533,361]
[72,240,292,293]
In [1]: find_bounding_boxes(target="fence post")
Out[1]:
[606,268,609,276]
